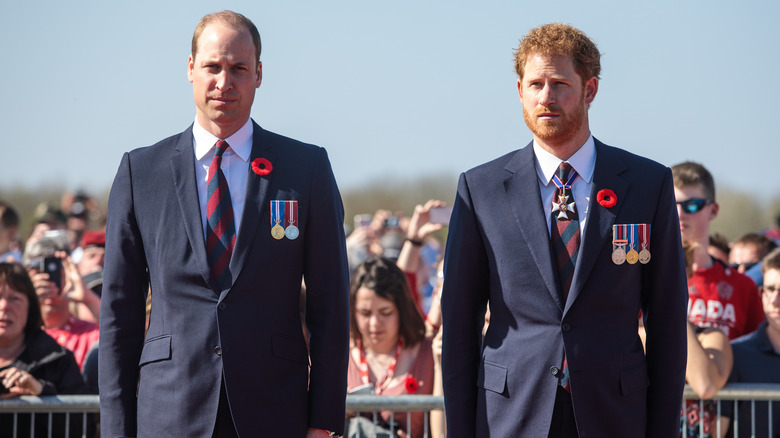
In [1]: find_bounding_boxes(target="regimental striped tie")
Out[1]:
[206,140,236,290]
[550,162,580,392]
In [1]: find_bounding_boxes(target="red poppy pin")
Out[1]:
[404,375,418,394]
[597,189,617,208]
[251,158,273,176]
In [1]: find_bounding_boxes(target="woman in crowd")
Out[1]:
[347,257,434,437]
[0,262,87,437]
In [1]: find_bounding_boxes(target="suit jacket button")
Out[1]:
[214,346,222,356]
[550,366,560,376]
[218,302,226,310]
[562,323,571,332]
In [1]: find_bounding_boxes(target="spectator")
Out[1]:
[708,233,730,265]
[729,233,776,274]
[347,257,434,438]
[396,199,446,311]
[678,242,733,437]
[672,161,764,340]
[61,191,99,252]
[0,201,21,262]
[23,236,99,369]
[729,232,777,287]
[721,247,780,436]
[0,262,87,437]
[76,230,105,297]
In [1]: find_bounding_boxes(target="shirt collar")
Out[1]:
[533,135,596,186]
[193,118,253,162]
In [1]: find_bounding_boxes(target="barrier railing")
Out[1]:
[683,383,780,438]
[1,384,777,438]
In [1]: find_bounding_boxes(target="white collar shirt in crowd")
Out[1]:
[533,135,596,248]
[193,119,253,242]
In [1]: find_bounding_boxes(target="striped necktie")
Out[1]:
[550,162,580,392]
[206,140,236,290]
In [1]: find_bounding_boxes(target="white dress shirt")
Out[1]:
[193,119,253,241]
[533,135,597,248]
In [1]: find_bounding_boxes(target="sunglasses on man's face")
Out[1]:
[676,198,713,214]
[729,261,758,272]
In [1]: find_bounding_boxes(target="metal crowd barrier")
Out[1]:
[1,384,777,438]
[683,383,780,438]
[0,395,99,438]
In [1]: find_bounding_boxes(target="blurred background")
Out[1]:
[2,0,778,240]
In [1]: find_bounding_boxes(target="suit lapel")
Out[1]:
[170,125,216,291]
[224,122,274,298]
[504,144,563,309]
[565,139,629,313]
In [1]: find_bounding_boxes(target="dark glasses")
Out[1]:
[676,198,713,214]
[729,261,758,272]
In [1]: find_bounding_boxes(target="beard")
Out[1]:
[522,94,587,147]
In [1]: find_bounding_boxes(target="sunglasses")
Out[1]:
[729,261,758,272]
[676,198,713,214]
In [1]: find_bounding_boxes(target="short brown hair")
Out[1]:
[671,161,716,201]
[192,10,262,65]
[514,23,601,83]
[0,262,43,337]
[0,201,19,229]
[349,258,425,347]
[761,247,780,274]
[733,233,777,259]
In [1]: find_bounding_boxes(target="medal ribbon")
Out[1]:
[358,338,403,395]
[270,200,286,226]
[629,224,636,251]
[552,168,579,197]
[287,200,297,227]
[640,224,650,249]
[613,224,628,247]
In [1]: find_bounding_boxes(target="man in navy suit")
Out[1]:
[441,23,687,437]
[99,10,349,437]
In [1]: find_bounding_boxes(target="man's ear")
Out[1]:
[584,77,598,105]
[187,54,195,83]
[709,202,719,221]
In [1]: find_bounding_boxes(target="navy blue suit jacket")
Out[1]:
[99,122,350,437]
[441,139,687,437]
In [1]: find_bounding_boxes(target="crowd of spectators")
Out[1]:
[1,165,779,437]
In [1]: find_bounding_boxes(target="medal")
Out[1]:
[626,224,639,264]
[285,200,299,240]
[638,223,651,264]
[612,224,627,265]
[270,201,285,240]
[551,167,578,220]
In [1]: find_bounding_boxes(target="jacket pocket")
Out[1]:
[271,332,309,365]
[477,360,508,395]
[139,335,172,366]
[619,362,648,395]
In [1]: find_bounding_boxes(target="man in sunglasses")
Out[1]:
[672,161,764,341]
[728,233,777,286]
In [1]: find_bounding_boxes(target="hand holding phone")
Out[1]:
[429,206,453,226]
[41,257,63,291]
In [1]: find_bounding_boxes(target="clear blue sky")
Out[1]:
[3,0,778,196]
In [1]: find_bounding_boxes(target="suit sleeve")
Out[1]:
[302,148,350,435]
[441,172,491,437]
[641,168,688,437]
[99,152,150,438]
